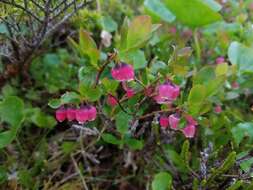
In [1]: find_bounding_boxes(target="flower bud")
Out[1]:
[216,56,225,64]
[107,94,118,107]
[159,116,169,128]
[169,114,180,130]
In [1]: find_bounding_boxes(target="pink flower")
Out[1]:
[154,82,180,104]
[55,107,67,122]
[76,106,89,124]
[76,106,97,124]
[66,108,76,121]
[185,115,198,126]
[182,124,196,138]
[216,57,225,64]
[249,2,253,10]
[169,27,177,34]
[111,62,134,82]
[231,81,239,89]
[87,106,97,121]
[126,88,135,98]
[214,105,222,114]
[159,116,169,128]
[107,94,118,107]
[169,114,180,130]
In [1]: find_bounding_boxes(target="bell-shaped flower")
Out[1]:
[169,114,180,130]
[159,116,169,128]
[55,106,67,122]
[182,124,196,138]
[66,108,76,121]
[111,62,134,82]
[154,82,180,104]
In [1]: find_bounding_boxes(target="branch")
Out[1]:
[41,0,93,45]
[0,0,43,23]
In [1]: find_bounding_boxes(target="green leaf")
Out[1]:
[61,92,81,104]
[79,84,102,102]
[164,145,188,172]
[30,108,56,128]
[61,142,77,155]
[69,29,100,69]
[231,122,253,145]
[226,180,243,190]
[0,23,9,35]
[193,66,215,85]
[0,96,24,126]
[124,138,144,150]
[203,0,222,12]
[43,54,60,65]
[215,63,228,76]
[239,157,253,173]
[18,170,34,189]
[119,17,129,50]
[205,76,225,97]
[100,15,118,32]
[0,166,7,184]
[188,85,206,116]
[120,50,147,70]
[228,42,253,74]
[78,66,96,86]
[48,99,61,109]
[144,0,175,23]
[126,15,152,50]
[206,152,236,185]
[152,172,172,190]
[164,0,222,27]
[79,29,97,50]
[0,130,17,149]
[115,111,132,135]
[180,140,190,166]
[102,133,121,145]
[102,78,119,94]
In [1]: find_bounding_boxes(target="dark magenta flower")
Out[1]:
[66,108,76,121]
[169,114,180,130]
[182,124,196,138]
[159,116,169,128]
[55,107,67,122]
[154,82,180,104]
[111,62,134,81]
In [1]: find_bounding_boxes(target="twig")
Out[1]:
[1,0,43,23]
[138,108,177,120]
[71,154,89,190]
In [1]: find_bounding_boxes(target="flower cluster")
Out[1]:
[55,105,97,124]
[110,61,197,138]
[159,114,197,138]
